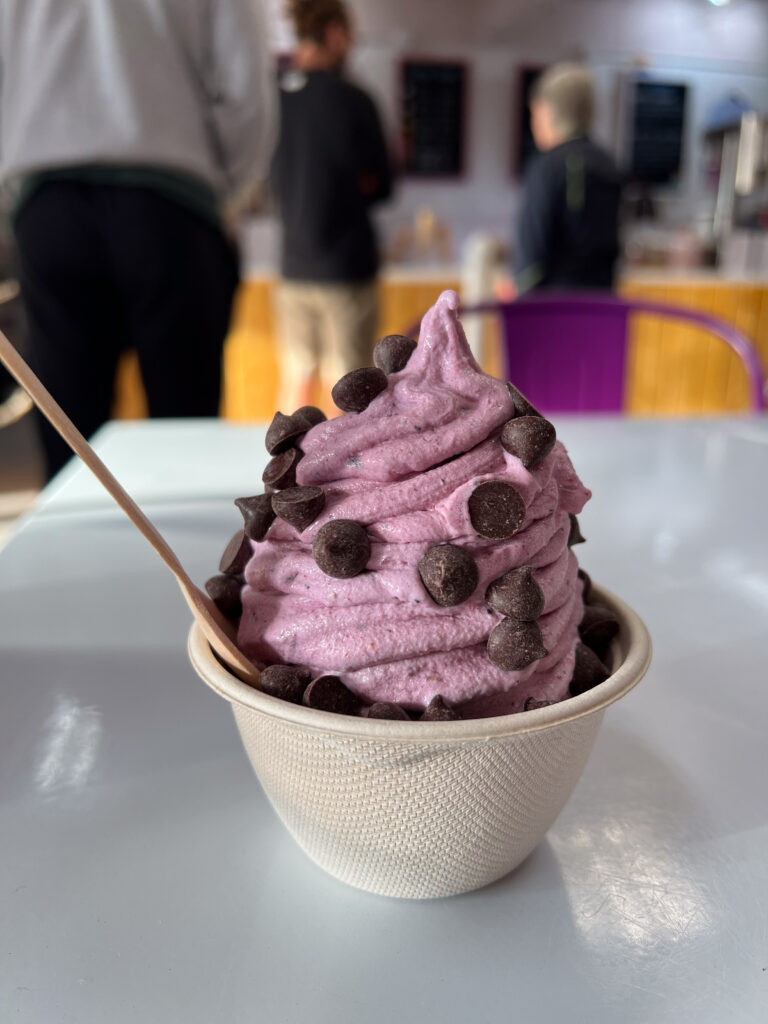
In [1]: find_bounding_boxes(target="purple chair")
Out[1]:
[457,293,766,414]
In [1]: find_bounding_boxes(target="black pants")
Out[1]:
[15,182,239,480]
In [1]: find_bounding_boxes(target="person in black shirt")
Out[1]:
[515,63,621,295]
[272,0,392,413]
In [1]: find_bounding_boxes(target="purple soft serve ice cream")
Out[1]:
[235,291,591,718]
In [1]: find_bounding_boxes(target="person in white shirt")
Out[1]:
[0,0,275,478]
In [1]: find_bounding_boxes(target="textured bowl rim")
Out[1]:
[188,583,652,744]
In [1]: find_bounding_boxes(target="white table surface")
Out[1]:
[1,417,767,1024]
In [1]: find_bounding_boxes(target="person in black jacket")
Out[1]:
[272,0,392,412]
[515,63,621,295]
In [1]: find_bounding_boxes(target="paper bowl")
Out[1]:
[188,584,651,899]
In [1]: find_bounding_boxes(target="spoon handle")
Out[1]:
[0,327,260,684]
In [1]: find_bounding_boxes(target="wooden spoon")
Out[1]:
[0,328,260,686]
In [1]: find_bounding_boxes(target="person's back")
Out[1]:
[0,0,274,480]
[270,0,392,415]
[515,63,621,294]
[521,135,621,291]
[0,0,272,199]
[274,68,389,282]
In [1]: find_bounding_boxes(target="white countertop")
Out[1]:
[1,417,767,1023]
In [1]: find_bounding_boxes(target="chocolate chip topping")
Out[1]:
[332,367,388,413]
[579,604,620,661]
[569,642,610,696]
[263,447,302,491]
[265,410,309,455]
[373,334,417,374]
[204,574,242,620]
[500,416,557,470]
[420,695,460,721]
[259,664,311,704]
[506,382,542,418]
[313,519,371,578]
[272,486,325,533]
[218,530,251,575]
[577,567,592,602]
[294,405,326,426]
[485,565,545,621]
[568,514,586,546]
[487,618,548,671]
[524,697,556,711]
[580,604,620,644]
[302,675,361,715]
[235,494,277,542]
[418,544,479,607]
[368,701,410,720]
[468,481,526,540]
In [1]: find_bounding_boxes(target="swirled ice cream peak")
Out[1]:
[297,290,513,486]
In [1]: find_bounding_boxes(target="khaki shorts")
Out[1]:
[275,279,378,413]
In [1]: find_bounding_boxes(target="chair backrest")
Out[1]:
[460,293,766,414]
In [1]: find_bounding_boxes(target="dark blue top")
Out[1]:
[515,136,622,293]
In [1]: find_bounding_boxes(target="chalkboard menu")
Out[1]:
[629,81,687,184]
[401,61,466,177]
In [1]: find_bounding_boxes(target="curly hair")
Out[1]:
[287,0,349,45]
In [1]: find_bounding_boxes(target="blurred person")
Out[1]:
[514,62,621,295]
[0,194,29,426]
[272,0,392,413]
[0,0,274,480]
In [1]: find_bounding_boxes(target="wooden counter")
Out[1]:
[113,271,768,420]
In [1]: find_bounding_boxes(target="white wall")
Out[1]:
[255,0,768,266]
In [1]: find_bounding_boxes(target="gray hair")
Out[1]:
[531,63,594,138]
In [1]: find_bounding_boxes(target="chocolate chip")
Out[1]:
[580,605,620,644]
[204,574,242,620]
[259,664,311,704]
[569,642,609,696]
[293,405,326,427]
[313,519,370,578]
[468,481,525,540]
[568,514,585,546]
[332,367,388,413]
[235,494,276,542]
[485,566,545,621]
[263,448,302,491]
[265,411,309,455]
[302,676,361,715]
[579,604,620,661]
[367,701,410,720]
[506,382,542,418]
[272,486,325,533]
[578,567,592,602]
[373,334,417,374]
[219,530,251,575]
[418,544,479,607]
[420,695,460,721]
[487,618,548,671]
[500,416,556,470]
[524,697,556,711]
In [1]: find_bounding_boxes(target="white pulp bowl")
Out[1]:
[188,584,651,899]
